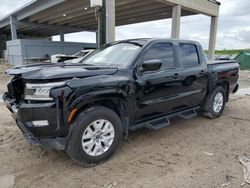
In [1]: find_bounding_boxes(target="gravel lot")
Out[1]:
[0,64,250,188]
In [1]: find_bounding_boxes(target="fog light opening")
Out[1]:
[32,120,49,127]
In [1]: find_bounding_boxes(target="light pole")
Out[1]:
[90,0,106,47]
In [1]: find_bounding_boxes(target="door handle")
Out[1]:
[200,70,206,76]
[173,73,179,79]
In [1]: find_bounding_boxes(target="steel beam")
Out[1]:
[16,0,65,21]
[30,0,84,22]
[75,7,174,28]
[157,0,220,16]
[31,0,137,24]
[47,3,93,25]
[0,0,65,29]
[67,3,171,28]
[17,21,96,33]
[78,8,195,29]
[56,0,145,27]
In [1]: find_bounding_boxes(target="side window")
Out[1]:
[179,44,200,67]
[143,43,175,69]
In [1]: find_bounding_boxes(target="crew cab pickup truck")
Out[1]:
[3,39,239,166]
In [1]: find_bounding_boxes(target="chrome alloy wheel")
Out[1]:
[213,92,224,113]
[81,119,115,157]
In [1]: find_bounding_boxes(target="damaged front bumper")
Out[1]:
[3,93,67,150]
[16,120,67,150]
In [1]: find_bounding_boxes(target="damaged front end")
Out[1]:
[3,73,72,151]
[6,75,24,103]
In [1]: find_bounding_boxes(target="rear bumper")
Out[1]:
[232,84,239,94]
[3,93,67,150]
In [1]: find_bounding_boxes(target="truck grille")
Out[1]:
[7,77,24,101]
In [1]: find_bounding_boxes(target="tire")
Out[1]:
[66,106,123,166]
[202,86,226,119]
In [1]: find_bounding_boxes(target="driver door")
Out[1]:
[134,42,184,122]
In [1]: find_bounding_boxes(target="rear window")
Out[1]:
[179,44,199,67]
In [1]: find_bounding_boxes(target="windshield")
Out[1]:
[79,42,142,67]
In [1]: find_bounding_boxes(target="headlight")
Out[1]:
[25,82,66,101]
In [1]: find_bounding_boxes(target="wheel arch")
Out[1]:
[216,81,229,102]
[69,95,130,137]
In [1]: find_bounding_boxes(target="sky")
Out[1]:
[0,0,250,50]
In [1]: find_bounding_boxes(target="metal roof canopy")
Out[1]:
[0,0,219,37]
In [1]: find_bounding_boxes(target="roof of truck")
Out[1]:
[116,38,201,45]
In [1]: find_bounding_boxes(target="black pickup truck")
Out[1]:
[3,39,239,166]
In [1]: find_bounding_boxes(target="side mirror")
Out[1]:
[140,59,162,72]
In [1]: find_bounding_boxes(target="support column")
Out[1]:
[208,16,218,60]
[105,0,115,43]
[96,31,99,46]
[0,31,7,58]
[171,5,181,39]
[60,31,65,42]
[98,1,106,46]
[10,16,17,40]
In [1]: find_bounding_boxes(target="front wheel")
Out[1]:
[202,86,226,119]
[66,106,123,166]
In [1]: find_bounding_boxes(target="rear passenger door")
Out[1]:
[177,43,208,107]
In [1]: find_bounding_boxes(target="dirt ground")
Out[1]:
[0,64,250,188]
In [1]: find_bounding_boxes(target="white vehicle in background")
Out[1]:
[50,49,94,63]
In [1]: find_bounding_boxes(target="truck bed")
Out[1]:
[207,60,239,73]
[207,60,239,95]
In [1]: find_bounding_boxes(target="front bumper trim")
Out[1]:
[16,120,67,150]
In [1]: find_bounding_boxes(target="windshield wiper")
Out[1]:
[82,64,117,69]
[81,64,98,66]
[122,41,143,47]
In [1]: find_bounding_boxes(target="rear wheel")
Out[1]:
[202,86,226,119]
[66,106,123,166]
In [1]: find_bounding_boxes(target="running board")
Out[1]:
[130,107,200,131]
[145,117,170,130]
[178,109,197,119]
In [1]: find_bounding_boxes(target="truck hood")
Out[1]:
[6,63,118,80]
